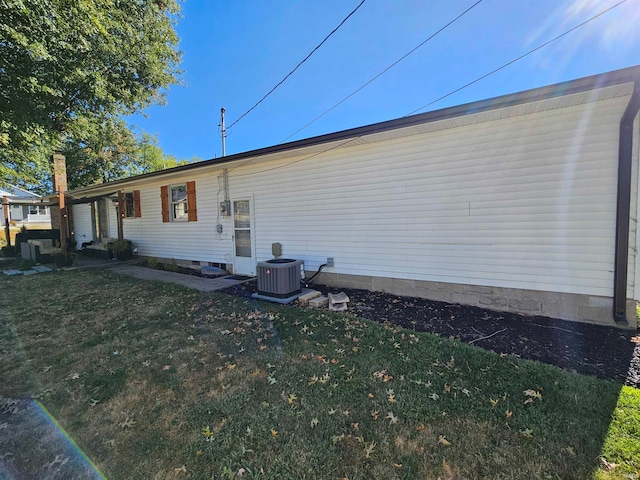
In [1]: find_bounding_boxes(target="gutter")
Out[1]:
[613,76,640,324]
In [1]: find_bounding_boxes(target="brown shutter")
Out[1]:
[186,181,197,222]
[133,190,141,218]
[160,185,169,223]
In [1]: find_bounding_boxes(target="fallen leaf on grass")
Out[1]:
[173,465,187,474]
[523,389,542,400]
[270,429,278,437]
[437,435,451,446]
[505,410,513,418]
[287,393,297,405]
[163,365,171,371]
[520,428,534,438]
[489,398,499,407]
[364,441,376,458]
[310,417,319,428]
[600,458,619,471]
[386,411,398,424]
[119,417,135,429]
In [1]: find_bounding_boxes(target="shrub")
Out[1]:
[163,259,179,272]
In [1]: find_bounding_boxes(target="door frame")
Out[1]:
[231,195,256,275]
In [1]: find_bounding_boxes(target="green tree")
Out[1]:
[0,0,182,187]
[61,120,194,190]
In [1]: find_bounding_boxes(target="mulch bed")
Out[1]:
[220,280,640,388]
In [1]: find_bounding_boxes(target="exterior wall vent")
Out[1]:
[257,259,303,298]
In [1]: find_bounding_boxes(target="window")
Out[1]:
[28,205,47,215]
[161,182,197,223]
[124,192,135,218]
[170,184,188,220]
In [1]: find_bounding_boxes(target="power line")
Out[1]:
[406,0,628,115]
[227,0,366,130]
[278,0,484,144]
[229,0,627,179]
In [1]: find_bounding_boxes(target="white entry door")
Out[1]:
[232,198,255,275]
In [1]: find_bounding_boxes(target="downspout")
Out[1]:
[613,76,640,324]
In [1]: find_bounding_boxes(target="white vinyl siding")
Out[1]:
[122,176,225,262]
[115,86,635,298]
[233,94,630,297]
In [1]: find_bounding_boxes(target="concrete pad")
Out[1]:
[111,265,244,292]
[251,288,313,305]
[22,269,38,276]
[32,265,53,272]
[3,270,23,276]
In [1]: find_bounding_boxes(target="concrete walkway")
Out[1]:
[111,265,249,292]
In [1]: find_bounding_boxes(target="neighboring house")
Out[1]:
[1,185,51,228]
[66,66,640,329]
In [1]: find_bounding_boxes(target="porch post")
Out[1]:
[51,152,68,252]
[2,196,10,248]
[117,190,125,241]
[59,190,67,252]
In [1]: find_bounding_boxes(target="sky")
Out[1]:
[128,0,640,162]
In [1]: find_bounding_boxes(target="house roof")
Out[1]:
[0,185,41,199]
[68,65,640,197]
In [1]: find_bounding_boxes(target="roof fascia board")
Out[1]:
[68,65,640,196]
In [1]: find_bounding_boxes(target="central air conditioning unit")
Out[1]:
[257,258,304,298]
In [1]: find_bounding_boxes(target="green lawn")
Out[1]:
[1,268,638,479]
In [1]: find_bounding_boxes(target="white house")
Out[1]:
[66,66,640,329]
[1,185,51,228]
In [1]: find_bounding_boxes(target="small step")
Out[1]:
[298,290,321,305]
[328,292,350,312]
[308,296,328,308]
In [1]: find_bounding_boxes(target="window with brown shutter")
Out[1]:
[161,183,197,222]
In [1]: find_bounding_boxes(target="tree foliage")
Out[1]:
[0,0,182,188]
[62,119,192,190]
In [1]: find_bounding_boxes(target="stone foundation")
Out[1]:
[312,272,637,330]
